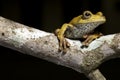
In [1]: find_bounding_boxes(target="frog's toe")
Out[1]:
[81,45,88,48]
[81,42,89,48]
[65,39,70,47]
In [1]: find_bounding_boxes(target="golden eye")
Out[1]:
[82,11,92,19]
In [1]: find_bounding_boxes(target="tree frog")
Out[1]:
[55,11,106,52]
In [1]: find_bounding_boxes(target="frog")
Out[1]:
[55,11,106,52]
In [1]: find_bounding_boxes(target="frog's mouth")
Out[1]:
[94,16,106,23]
[85,17,106,24]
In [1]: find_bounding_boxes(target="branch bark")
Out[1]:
[0,16,120,80]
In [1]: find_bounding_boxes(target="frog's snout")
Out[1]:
[96,12,106,22]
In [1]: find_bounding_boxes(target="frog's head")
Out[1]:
[78,11,106,24]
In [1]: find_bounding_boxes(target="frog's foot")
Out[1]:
[57,35,70,52]
[55,29,70,52]
[81,33,103,48]
[60,37,70,52]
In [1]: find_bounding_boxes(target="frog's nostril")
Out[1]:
[97,12,103,16]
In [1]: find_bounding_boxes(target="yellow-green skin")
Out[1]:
[55,11,106,51]
[65,11,106,38]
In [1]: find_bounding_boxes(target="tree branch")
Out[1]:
[0,16,119,80]
[88,69,106,80]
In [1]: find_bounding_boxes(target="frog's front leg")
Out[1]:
[81,32,103,48]
[55,23,73,52]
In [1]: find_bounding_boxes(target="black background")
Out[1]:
[0,0,120,80]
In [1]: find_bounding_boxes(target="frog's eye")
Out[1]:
[83,11,92,19]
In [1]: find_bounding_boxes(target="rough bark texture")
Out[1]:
[0,16,120,80]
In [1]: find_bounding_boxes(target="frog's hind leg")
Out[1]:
[55,23,73,52]
[81,32,103,48]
